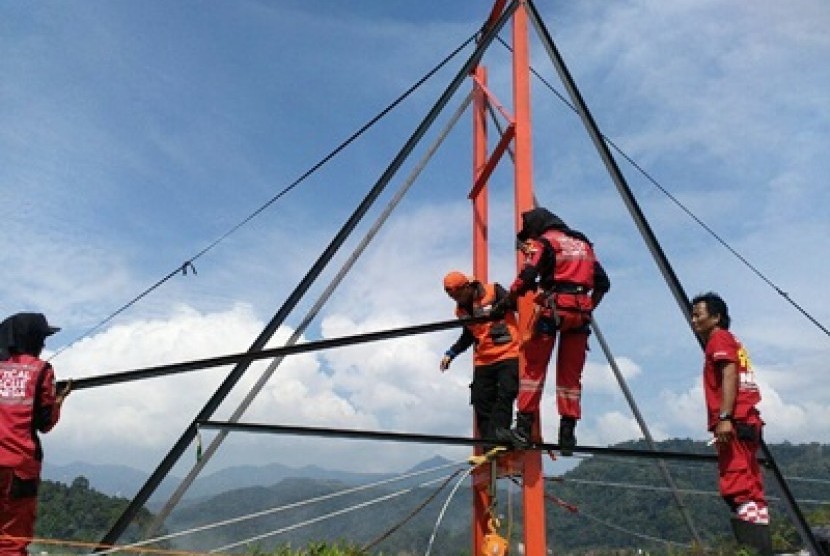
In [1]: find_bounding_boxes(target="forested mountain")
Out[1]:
[543,439,829,554]
[34,476,161,553]
[34,440,830,555]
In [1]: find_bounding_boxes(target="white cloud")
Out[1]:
[3,1,829,488]
[583,356,642,392]
[47,305,271,462]
[656,368,830,445]
[582,411,659,448]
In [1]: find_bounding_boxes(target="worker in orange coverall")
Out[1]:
[440,272,520,446]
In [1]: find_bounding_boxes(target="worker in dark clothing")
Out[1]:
[441,272,519,445]
[497,207,610,454]
[0,313,70,555]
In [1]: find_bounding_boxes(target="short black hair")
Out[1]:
[692,292,731,330]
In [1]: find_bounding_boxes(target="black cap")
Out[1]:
[0,312,60,356]
[29,313,60,336]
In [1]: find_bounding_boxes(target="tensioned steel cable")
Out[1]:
[49,31,479,362]
[142,92,476,540]
[591,318,703,545]
[424,466,476,556]
[556,505,691,550]
[524,3,825,553]
[495,34,829,338]
[209,474,455,554]
[506,475,691,550]
[360,469,463,553]
[589,452,830,488]
[98,5,519,548]
[552,476,830,506]
[91,460,464,555]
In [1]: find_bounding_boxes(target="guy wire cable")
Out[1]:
[92,459,466,555]
[209,474,456,554]
[98,4,519,547]
[360,468,465,553]
[525,3,824,552]
[142,91,475,538]
[49,30,479,363]
[495,33,829,339]
[592,317,703,546]
[507,475,692,550]
[424,465,476,556]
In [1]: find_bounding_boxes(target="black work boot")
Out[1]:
[502,412,534,450]
[558,417,577,456]
[730,518,773,556]
[492,426,516,449]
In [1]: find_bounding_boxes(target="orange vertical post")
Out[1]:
[512,3,548,556]
[470,63,491,556]
[472,65,489,284]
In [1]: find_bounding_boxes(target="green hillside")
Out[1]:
[33,440,830,555]
[164,440,830,555]
[34,476,161,553]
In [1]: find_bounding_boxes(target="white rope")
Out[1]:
[210,474,452,553]
[424,465,475,556]
[559,505,691,549]
[89,459,465,555]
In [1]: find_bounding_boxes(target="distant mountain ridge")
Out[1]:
[42,455,455,507]
[40,443,829,554]
[161,440,830,554]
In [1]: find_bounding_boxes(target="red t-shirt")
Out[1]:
[702,329,762,430]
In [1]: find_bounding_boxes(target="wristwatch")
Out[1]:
[718,411,733,421]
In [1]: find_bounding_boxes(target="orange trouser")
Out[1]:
[517,308,589,420]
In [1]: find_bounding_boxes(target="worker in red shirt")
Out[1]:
[691,293,771,555]
[441,272,519,445]
[496,207,609,454]
[0,313,70,555]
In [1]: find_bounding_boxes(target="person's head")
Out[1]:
[691,292,731,338]
[0,312,60,359]
[443,271,476,305]
[516,207,568,242]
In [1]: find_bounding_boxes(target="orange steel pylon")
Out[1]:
[469,2,547,555]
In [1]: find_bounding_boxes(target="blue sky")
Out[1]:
[2,1,829,481]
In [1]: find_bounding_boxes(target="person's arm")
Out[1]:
[35,365,66,433]
[493,283,516,312]
[592,261,610,309]
[440,327,475,371]
[714,360,738,444]
[509,239,549,296]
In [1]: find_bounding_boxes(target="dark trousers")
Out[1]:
[471,358,519,438]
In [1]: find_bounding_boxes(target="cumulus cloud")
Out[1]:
[657,366,830,445]
[583,356,642,392]
[47,305,288,465]
[583,411,656,447]
[5,1,830,485]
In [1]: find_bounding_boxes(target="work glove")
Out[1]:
[439,349,456,372]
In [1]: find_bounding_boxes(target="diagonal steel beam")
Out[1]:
[95,3,521,548]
